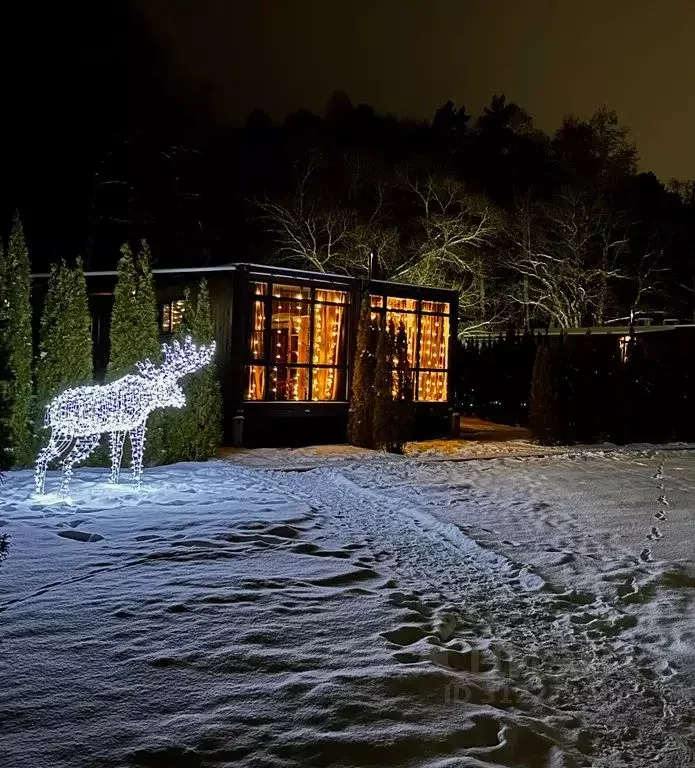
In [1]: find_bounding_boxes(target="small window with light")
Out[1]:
[161,299,186,333]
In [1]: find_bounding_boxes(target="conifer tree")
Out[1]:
[529,335,567,445]
[35,259,93,413]
[373,317,400,451]
[107,241,165,464]
[164,280,222,462]
[135,241,162,362]
[529,338,554,444]
[0,215,34,466]
[394,319,415,447]
[107,244,140,380]
[348,296,378,448]
[0,305,11,472]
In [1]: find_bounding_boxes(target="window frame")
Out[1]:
[245,280,351,402]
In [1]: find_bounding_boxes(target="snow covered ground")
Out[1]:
[1,449,694,767]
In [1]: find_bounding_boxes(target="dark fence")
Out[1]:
[457,328,695,444]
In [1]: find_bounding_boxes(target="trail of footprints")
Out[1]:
[640,456,669,562]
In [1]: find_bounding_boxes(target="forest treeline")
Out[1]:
[25,91,695,334]
[6,83,695,334]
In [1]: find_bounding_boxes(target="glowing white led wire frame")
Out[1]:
[35,337,216,498]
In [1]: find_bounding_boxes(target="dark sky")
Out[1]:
[136,0,695,182]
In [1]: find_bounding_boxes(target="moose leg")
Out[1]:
[129,424,146,488]
[59,434,100,498]
[109,431,126,484]
[35,432,72,496]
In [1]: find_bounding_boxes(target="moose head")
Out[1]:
[136,337,217,410]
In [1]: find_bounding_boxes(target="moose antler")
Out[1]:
[136,358,159,379]
[161,336,216,377]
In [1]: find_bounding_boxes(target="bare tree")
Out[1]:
[256,151,396,275]
[506,188,623,328]
[393,173,505,331]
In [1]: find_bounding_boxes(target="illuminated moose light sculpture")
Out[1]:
[35,336,216,498]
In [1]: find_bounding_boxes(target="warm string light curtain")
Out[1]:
[245,283,348,401]
[418,313,449,401]
[371,295,450,402]
[312,301,345,400]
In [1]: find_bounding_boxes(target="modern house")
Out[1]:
[31,263,459,447]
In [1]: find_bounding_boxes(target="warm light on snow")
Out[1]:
[34,336,215,497]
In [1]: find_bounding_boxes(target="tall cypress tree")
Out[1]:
[135,241,161,362]
[0,297,11,472]
[373,317,399,451]
[171,279,222,462]
[107,241,164,465]
[107,244,140,380]
[0,215,34,466]
[35,259,93,412]
[108,242,161,375]
[136,241,165,465]
[530,336,568,445]
[395,319,415,447]
[163,280,222,463]
[529,338,554,444]
[348,296,378,448]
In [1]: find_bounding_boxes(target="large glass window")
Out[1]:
[245,282,350,401]
[370,293,451,402]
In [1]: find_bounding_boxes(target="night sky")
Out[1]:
[137,0,695,182]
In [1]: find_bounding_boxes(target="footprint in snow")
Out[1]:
[657,495,669,506]
[57,530,104,543]
[639,548,653,563]
[647,527,663,541]
[653,510,668,522]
